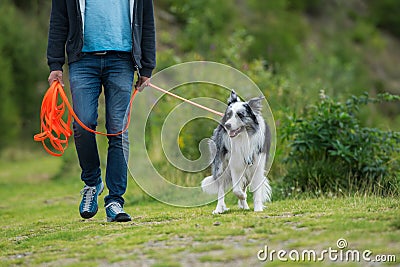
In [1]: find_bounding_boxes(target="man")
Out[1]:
[47,0,156,222]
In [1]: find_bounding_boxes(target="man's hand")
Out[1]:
[135,76,150,92]
[48,70,64,87]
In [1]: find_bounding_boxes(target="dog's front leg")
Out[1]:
[238,183,250,210]
[238,199,250,210]
[251,161,267,212]
[253,189,264,212]
[213,182,229,214]
[231,168,247,201]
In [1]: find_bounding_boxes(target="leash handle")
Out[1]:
[147,82,224,117]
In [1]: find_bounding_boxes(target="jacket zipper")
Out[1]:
[76,0,84,52]
[131,0,140,76]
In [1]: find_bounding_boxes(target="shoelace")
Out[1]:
[80,186,97,211]
[106,202,123,215]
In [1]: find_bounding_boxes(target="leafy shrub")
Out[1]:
[287,0,323,15]
[367,0,400,38]
[0,1,48,148]
[159,0,237,57]
[281,91,400,197]
[0,48,19,148]
[246,0,307,65]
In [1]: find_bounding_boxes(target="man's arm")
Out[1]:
[140,0,156,78]
[47,0,69,72]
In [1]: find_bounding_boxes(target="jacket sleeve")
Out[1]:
[140,0,156,77]
[47,0,69,72]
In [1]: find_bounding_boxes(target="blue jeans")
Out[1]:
[69,52,134,206]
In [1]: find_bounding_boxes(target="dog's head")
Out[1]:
[222,90,264,138]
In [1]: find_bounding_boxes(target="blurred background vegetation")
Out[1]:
[1,0,399,199]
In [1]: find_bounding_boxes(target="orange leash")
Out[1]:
[147,82,224,117]
[34,81,138,156]
[35,80,224,157]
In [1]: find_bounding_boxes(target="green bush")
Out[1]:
[0,48,19,148]
[287,0,323,15]
[367,0,400,38]
[280,91,400,197]
[246,0,307,65]
[0,1,48,149]
[160,0,237,57]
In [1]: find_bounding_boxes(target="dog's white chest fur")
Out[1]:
[225,114,265,167]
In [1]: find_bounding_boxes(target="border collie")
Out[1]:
[201,91,272,213]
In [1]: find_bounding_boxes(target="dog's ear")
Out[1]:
[227,90,239,105]
[248,96,264,114]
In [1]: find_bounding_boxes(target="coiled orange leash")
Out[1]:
[34,81,138,156]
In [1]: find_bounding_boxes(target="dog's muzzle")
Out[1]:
[225,123,244,138]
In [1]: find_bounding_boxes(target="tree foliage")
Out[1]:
[0,1,48,148]
[367,0,400,37]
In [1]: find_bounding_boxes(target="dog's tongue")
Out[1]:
[229,128,241,137]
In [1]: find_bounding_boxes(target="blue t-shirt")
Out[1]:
[82,0,132,52]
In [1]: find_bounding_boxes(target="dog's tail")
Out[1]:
[201,176,219,195]
[250,176,272,203]
[262,177,272,203]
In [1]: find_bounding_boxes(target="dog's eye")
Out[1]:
[237,112,244,119]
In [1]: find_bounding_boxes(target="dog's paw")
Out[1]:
[212,206,229,214]
[254,202,265,212]
[233,189,247,200]
[238,199,250,210]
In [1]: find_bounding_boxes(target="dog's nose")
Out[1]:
[225,123,231,130]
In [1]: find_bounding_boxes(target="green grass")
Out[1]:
[0,154,399,266]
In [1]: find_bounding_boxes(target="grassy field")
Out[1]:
[0,153,399,267]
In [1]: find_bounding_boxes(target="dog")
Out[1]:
[201,90,272,214]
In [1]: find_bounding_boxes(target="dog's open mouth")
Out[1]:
[229,127,244,138]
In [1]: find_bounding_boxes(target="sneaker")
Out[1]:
[105,202,131,222]
[79,181,104,219]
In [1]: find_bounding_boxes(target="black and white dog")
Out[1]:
[201,91,272,213]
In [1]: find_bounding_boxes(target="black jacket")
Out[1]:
[47,0,156,77]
